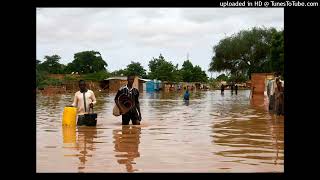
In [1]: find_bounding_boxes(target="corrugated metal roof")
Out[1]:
[105,77,127,81]
[105,77,151,82]
[140,79,152,82]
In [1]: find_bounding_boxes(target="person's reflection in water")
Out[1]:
[272,124,280,165]
[76,126,97,172]
[184,100,189,106]
[270,117,283,165]
[113,125,141,172]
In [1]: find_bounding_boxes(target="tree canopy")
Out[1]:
[180,60,208,82]
[209,27,283,82]
[124,61,147,78]
[148,54,179,82]
[65,51,108,74]
[38,55,65,74]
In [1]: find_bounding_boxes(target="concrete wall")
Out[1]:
[251,73,274,94]
[108,79,127,92]
[64,81,101,92]
[40,85,66,94]
[107,76,143,92]
[47,74,65,80]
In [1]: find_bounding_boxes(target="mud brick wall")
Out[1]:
[251,73,267,94]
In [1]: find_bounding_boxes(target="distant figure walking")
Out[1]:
[183,89,190,106]
[275,78,284,116]
[184,89,190,101]
[235,84,238,95]
[220,84,225,94]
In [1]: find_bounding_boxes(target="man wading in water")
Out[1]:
[115,75,142,125]
[71,80,97,124]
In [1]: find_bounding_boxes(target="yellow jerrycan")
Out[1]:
[62,106,77,127]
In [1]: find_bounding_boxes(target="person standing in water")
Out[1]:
[235,84,238,95]
[183,88,190,106]
[71,80,97,124]
[231,83,234,94]
[220,84,225,94]
[275,78,284,116]
[184,89,190,101]
[115,75,142,125]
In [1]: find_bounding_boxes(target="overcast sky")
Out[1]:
[36,8,283,78]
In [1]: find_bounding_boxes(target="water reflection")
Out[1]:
[211,101,284,166]
[62,126,76,144]
[184,100,189,106]
[250,94,268,111]
[91,92,108,114]
[75,127,98,172]
[113,126,141,172]
[270,118,283,165]
[38,90,283,172]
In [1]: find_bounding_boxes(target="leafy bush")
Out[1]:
[82,71,110,81]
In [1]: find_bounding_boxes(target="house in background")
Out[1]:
[163,81,177,91]
[144,79,162,92]
[101,76,147,92]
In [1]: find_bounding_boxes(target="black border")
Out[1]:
[22,0,319,177]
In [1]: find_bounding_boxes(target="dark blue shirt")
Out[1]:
[184,91,190,100]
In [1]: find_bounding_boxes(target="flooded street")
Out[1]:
[36,90,284,173]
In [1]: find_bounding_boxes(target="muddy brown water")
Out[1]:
[36,90,283,172]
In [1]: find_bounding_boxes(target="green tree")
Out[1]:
[192,65,208,82]
[148,54,166,76]
[209,27,277,79]
[38,55,64,74]
[174,63,183,82]
[36,59,48,88]
[148,54,178,82]
[82,71,110,81]
[208,78,218,89]
[216,73,229,82]
[180,60,208,82]
[180,60,194,82]
[269,30,284,76]
[36,59,41,66]
[64,62,76,74]
[110,69,127,77]
[125,61,147,78]
[228,73,248,83]
[36,59,42,73]
[66,51,108,74]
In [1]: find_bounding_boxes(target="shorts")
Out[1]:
[122,109,140,125]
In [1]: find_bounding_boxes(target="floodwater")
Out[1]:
[36,90,284,173]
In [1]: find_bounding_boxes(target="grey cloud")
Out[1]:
[180,8,283,25]
[137,8,166,18]
[37,8,116,45]
[37,8,284,75]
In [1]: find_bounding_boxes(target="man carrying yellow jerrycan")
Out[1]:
[63,80,97,126]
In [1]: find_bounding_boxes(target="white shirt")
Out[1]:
[269,80,284,96]
[72,90,97,115]
[270,80,277,96]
